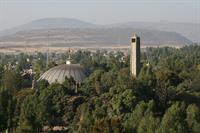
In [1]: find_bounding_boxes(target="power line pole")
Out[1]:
[46,30,49,69]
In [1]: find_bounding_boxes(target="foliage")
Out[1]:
[0,45,200,132]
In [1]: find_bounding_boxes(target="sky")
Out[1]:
[0,0,199,30]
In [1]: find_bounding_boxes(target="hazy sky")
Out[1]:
[0,0,199,30]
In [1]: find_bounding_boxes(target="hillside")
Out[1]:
[0,18,195,47]
[0,28,192,47]
[108,21,200,42]
[0,18,97,37]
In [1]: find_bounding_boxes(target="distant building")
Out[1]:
[130,34,140,77]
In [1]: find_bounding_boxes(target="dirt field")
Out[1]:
[0,45,183,54]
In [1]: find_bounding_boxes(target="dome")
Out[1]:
[38,63,89,84]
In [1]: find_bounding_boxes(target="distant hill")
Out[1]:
[0,18,97,36]
[0,18,196,47]
[0,28,192,47]
[108,21,200,42]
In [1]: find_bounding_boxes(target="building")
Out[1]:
[130,34,140,77]
[38,60,89,85]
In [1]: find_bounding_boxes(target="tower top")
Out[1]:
[131,33,140,43]
[132,33,138,37]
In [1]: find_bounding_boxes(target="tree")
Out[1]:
[63,76,76,94]
[13,89,34,130]
[2,70,22,94]
[85,69,105,94]
[90,117,123,133]
[17,95,40,133]
[155,69,182,88]
[137,113,160,133]
[37,83,68,127]
[100,71,117,92]
[0,88,16,132]
[76,103,93,133]
[111,89,137,115]
[186,104,200,133]
[116,68,135,89]
[124,100,157,132]
[139,64,156,88]
[158,102,188,133]
[155,69,180,108]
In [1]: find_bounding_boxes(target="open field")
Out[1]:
[0,44,183,54]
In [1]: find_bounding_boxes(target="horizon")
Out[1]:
[1,17,200,32]
[0,17,200,32]
[0,0,199,30]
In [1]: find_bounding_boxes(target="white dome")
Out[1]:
[38,64,89,84]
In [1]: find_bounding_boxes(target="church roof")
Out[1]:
[39,63,89,84]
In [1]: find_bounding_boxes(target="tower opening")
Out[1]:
[132,38,136,43]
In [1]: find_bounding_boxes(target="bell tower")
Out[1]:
[130,34,140,77]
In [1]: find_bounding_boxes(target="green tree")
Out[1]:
[90,117,123,133]
[186,104,200,133]
[137,113,160,133]
[124,100,157,132]
[2,70,22,93]
[158,102,188,133]
[86,69,105,94]
[111,89,137,115]
[139,64,156,88]
[0,89,16,132]
[17,96,40,133]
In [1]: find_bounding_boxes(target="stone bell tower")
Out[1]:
[130,34,140,77]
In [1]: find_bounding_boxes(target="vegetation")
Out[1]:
[0,45,200,133]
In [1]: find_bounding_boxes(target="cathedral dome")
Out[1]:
[39,63,89,84]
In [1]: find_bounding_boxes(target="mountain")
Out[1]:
[0,28,192,47]
[0,18,196,47]
[0,18,97,36]
[108,21,200,42]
